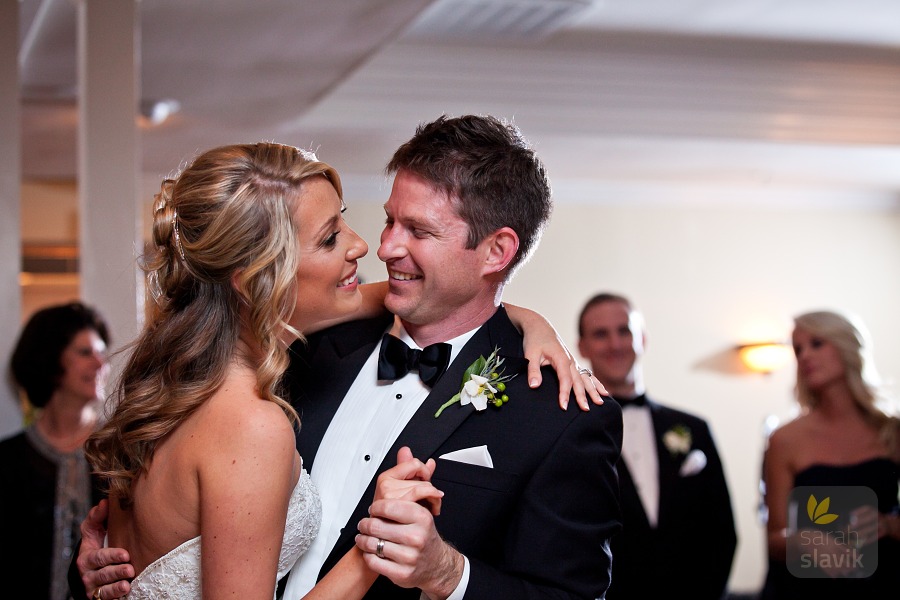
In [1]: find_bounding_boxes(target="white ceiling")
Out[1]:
[17,0,900,207]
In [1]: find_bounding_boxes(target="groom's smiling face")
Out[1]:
[378,170,487,335]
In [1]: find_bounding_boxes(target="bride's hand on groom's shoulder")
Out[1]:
[507,302,608,411]
[78,499,134,600]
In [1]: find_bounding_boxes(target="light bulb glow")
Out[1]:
[738,343,792,374]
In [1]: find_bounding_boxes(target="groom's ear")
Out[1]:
[479,227,519,277]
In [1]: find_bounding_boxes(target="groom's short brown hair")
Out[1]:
[386,114,552,279]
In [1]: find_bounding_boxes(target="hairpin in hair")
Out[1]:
[172,208,186,260]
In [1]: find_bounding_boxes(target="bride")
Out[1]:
[82,142,594,599]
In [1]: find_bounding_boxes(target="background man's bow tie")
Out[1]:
[377,334,451,387]
[617,394,647,408]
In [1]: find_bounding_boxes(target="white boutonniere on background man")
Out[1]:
[663,424,707,476]
[434,347,516,418]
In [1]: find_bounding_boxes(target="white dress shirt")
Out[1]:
[284,321,476,599]
[620,403,660,527]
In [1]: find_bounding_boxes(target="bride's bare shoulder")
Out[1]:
[188,370,296,465]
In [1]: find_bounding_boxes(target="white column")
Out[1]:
[0,0,23,437]
[77,0,142,357]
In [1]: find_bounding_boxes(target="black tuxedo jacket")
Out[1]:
[608,398,736,600]
[285,307,623,599]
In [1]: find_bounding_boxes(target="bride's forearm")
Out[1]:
[299,547,377,600]
[504,302,549,334]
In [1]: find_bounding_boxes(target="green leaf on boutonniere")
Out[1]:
[434,347,516,418]
[463,356,486,383]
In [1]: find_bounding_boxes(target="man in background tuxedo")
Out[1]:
[578,292,736,600]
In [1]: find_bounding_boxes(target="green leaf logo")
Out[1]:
[806,494,839,525]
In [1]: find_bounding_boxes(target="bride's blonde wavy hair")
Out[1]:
[86,142,342,505]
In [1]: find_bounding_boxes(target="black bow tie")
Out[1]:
[377,334,452,388]
[617,394,647,409]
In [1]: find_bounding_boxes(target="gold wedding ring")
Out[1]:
[92,588,103,600]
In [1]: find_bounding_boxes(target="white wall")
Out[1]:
[342,183,900,593]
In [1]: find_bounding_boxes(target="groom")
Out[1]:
[74,115,623,599]
[282,115,622,599]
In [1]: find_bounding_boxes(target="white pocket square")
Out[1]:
[679,449,707,477]
[439,445,494,468]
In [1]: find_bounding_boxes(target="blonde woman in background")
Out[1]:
[761,310,900,599]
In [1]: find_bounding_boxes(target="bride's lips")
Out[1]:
[337,269,358,288]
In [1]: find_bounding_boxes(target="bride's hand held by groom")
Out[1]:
[356,447,461,599]
[372,446,443,514]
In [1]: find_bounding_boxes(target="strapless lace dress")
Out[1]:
[127,468,321,599]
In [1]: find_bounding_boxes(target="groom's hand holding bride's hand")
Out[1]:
[356,447,462,599]
[77,498,134,599]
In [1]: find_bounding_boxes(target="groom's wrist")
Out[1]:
[424,544,466,600]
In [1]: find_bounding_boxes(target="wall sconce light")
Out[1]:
[139,99,181,126]
[737,342,792,374]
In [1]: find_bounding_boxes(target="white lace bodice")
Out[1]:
[127,468,321,599]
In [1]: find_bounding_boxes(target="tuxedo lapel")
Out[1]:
[392,352,475,460]
[616,459,652,531]
[321,307,528,574]
[393,311,528,459]
[651,406,680,528]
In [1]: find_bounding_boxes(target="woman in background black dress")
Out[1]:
[761,310,900,599]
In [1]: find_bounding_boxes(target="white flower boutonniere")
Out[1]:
[663,424,692,455]
[434,347,516,418]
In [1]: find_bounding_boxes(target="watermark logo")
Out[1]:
[806,494,838,525]
[786,486,878,579]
